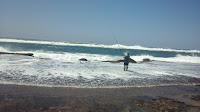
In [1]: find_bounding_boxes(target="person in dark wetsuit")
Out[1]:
[123,52,130,71]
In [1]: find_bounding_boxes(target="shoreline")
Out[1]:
[0,84,200,111]
[1,81,200,89]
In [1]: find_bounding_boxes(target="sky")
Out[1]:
[0,0,200,50]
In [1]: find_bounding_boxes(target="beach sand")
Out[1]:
[0,84,200,112]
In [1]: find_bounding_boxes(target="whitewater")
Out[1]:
[0,38,200,88]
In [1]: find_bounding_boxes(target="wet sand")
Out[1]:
[0,84,200,112]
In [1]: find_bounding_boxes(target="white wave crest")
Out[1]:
[1,38,200,53]
[133,55,200,64]
[34,51,122,62]
[26,50,200,64]
[1,45,200,64]
[0,46,10,52]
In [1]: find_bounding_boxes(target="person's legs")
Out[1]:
[125,65,128,71]
[125,63,129,71]
[124,63,126,71]
[124,63,129,71]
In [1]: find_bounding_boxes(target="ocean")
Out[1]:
[0,37,200,88]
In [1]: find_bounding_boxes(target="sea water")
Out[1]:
[0,38,200,88]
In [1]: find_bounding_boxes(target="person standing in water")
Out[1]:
[123,52,130,71]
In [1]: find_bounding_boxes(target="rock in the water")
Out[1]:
[129,58,137,63]
[142,58,151,62]
[79,58,87,61]
[102,58,137,63]
[0,52,34,57]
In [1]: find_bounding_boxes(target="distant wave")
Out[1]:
[1,38,200,53]
[1,46,199,63]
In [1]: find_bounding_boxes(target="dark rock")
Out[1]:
[0,52,34,57]
[142,58,151,62]
[102,61,121,63]
[132,97,190,112]
[129,58,137,63]
[102,58,137,63]
[191,95,200,101]
[79,58,87,61]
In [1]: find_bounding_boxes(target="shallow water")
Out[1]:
[0,54,199,88]
[1,38,200,87]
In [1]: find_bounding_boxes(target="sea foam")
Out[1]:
[0,54,200,87]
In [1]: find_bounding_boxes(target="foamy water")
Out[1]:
[0,54,199,87]
[0,38,200,87]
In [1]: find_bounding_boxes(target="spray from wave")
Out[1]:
[1,38,200,53]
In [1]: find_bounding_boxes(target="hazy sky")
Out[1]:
[0,0,200,50]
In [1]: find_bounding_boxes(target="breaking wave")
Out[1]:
[1,38,200,53]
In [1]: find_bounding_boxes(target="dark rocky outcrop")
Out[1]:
[0,52,34,57]
[130,58,137,63]
[142,58,151,62]
[103,58,153,63]
[79,58,87,61]
[0,84,199,112]
[102,58,137,63]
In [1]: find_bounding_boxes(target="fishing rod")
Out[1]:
[112,32,123,55]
